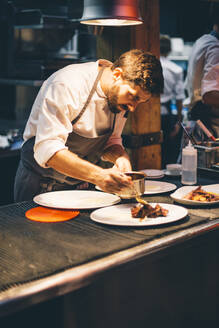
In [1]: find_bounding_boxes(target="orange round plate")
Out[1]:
[25,206,80,223]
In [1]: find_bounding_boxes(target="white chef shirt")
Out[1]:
[202,63,219,95]
[185,34,219,108]
[160,56,185,114]
[23,60,127,168]
[202,63,219,122]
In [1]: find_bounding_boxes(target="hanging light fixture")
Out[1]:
[80,0,143,26]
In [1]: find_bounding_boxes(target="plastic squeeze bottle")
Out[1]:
[181,141,197,185]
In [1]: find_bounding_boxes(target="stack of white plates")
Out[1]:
[164,164,182,176]
[140,169,164,179]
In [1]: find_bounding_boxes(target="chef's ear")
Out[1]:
[112,67,123,81]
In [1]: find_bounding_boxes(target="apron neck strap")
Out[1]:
[111,113,116,132]
[72,67,105,125]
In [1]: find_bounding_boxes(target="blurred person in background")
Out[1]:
[201,63,219,138]
[184,7,219,140]
[160,35,185,168]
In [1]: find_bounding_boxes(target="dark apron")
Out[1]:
[14,68,116,202]
[161,101,181,167]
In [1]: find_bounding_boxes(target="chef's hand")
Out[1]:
[101,145,132,172]
[113,156,132,172]
[96,167,132,194]
[170,123,180,138]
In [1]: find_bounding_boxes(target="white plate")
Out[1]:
[141,169,164,179]
[90,203,188,226]
[170,184,219,206]
[144,180,177,194]
[33,190,121,209]
[163,169,181,176]
[96,180,177,195]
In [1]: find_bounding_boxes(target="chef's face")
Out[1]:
[107,68,151,114]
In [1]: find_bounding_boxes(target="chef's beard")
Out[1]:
[106,85,121,114]
[107,96,121,114]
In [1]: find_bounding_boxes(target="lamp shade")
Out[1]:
[80,0,143,26]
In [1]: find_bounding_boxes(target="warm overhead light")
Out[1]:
[80,0,143,26]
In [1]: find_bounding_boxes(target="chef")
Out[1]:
[14,49,164,202]
[160,34,185,167]
[202,63,219,138]
[184,8,219,138]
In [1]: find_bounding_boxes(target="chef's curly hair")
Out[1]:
[111,49,164,96]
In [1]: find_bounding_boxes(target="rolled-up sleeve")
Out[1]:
[33,82,75,167]
[204,43,219,76]
[201,64,219,96]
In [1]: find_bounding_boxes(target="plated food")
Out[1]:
[183,185,219,202]
[90,203,188,226]
[131,197,169,219]
[171,184,219,206]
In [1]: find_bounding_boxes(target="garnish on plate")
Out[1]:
[131,197,169,219]
[183,185,219,202]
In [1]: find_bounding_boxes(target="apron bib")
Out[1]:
[14,68,116,201]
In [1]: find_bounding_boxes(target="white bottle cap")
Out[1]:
[184,141,197,154]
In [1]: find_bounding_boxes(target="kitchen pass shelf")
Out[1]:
[15,9,80,29]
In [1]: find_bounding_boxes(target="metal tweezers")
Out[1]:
[178,120,197,145]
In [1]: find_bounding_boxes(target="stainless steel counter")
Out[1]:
[0,174,219,328]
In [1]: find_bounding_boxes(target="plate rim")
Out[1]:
[96,181,177,195]
[141,169,164,174]
[141,169,165,178]
[33,190,121,209]
[170,184,219,206]
[144,180,177,194]
[90,202,188,226]
[163,169,181,176]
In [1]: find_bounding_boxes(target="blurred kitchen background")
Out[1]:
[0,0,218,204]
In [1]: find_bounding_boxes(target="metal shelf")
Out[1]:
[15,9,80,29]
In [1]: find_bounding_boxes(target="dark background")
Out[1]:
[160,0,219,42]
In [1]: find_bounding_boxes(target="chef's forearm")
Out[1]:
[46,149,104,185]
[203,91,219,107]
[102,144,132,172]
[176,100,183,121]
[101,144,129,163]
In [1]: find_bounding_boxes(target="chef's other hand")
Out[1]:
[96,168,132,194]
[170,123,180,138]
[114,156,132,172]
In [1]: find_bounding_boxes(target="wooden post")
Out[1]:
[96,0,161,170]
[129,0,161,170]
